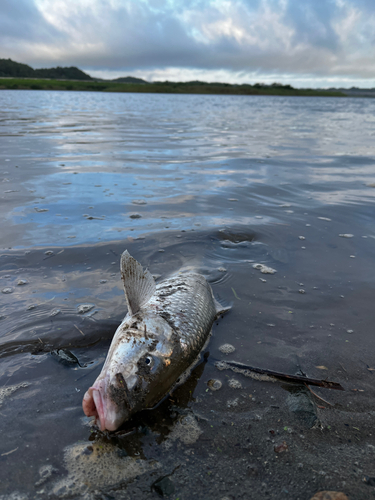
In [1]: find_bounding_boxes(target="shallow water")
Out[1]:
[1,90,375,499]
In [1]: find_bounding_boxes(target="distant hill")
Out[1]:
[0,58,92,80]
[111,76,148,84]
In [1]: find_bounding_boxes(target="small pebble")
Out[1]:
[299,289,305,294]
[2,287,13,294]
[274,441,289,453]
[298,236,305,240]
[339,234,354,238]
[207,379,222,391]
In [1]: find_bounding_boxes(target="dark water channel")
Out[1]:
[1,91,375,499]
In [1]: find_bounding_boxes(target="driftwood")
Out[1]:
[221,360,345,391]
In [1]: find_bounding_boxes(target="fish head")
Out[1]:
[83,314,182,431]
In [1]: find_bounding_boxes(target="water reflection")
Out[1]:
[1,91,375,498]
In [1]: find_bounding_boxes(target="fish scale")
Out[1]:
[151,274,218,350]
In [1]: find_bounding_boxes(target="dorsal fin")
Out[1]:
[120,251,156,316]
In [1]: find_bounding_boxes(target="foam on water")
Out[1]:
[51,441,160,497]
[0,383,29,405]
[163,413,202,448]
[219,343,236,354]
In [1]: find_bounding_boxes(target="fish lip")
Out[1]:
[82,377,109,431]
[82,387,99,419]
[92,388,106,431]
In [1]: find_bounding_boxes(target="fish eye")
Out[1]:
[145,356,153,366]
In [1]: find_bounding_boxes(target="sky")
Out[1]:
[1,0,375,88]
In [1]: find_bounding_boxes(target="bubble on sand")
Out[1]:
[228,379,242,389]
[207,379,222,391]
[219,344,235,354]
[252,263,276,274]
[132,199,147,205]
[2,287,13,294]
[0,383,29,405]
[164,414,203,448]
[0,493,28,500]
[215,361,228,371]
[51,442,160,497]
[17,279,28,286]
[227,398,239,408]
[35,465,57,486]
[339,233,354,238]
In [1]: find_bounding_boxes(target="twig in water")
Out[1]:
[222,360,345,391]
[74,324,85,336]
[304,383,333,406]
[1,447,18,456]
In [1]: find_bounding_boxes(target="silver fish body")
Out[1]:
[82,251,226,431]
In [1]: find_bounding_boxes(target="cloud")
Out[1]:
[0,0,375,86]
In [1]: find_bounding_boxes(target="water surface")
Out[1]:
[1,91,375,499]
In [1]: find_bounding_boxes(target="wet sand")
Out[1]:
[0,91,375,499]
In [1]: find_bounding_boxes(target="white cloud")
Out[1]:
[1,0,375,87]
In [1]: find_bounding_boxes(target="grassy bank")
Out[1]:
[0,77,345,97]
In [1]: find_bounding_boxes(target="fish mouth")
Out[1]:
[82,376,131,432]
[82,378,110,431]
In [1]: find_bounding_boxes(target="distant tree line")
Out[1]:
[0,58,92,80]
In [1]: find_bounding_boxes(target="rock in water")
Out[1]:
[83,250,228,431]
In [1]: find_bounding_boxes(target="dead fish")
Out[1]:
[82,250,228,431]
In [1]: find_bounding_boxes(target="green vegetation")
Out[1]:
[0,58,92,80]
[0,58,347,96]
[0,77,345,97]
